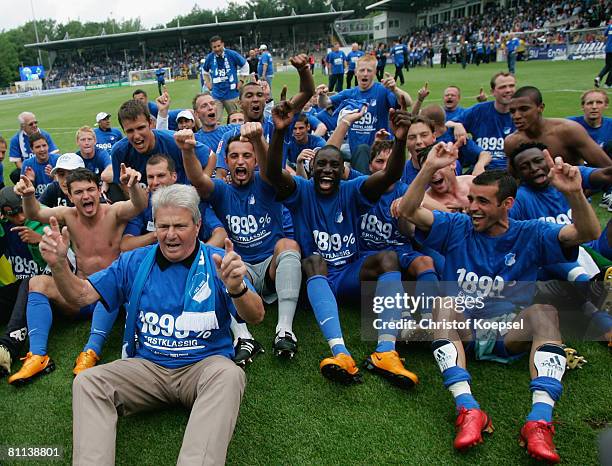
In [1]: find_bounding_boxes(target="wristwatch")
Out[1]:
[227,280,248,298]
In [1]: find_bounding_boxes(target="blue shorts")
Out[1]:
[394,244,423,270]
[77,300,107,319]
[327,255,368,300]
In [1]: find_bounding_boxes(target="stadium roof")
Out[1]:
[366,0,444,11]
[25,10,354,51]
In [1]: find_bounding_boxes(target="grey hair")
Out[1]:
[152,184,201,225]
[18,112,35,125]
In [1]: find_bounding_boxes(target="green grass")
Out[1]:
[1,60,611,465]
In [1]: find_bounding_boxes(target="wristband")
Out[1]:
[227,281,248,299]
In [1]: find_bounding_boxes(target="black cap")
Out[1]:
[0,186,22,211]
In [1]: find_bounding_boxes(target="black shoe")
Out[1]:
[273,332,297,359]
[233,338,264,368]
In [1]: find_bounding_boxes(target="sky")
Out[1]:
[0,0,241,32]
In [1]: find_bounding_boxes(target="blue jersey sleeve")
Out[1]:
[532,221,578,265]
[42,131,59,153]
[88,253,130,311]
[417,211,470,254]
[281,175,307,211]
[230,49,246,67]
[123,213,146,237]
[9,134,22,161]
[97,149,112,170]
[329,89,352,107]
[578,165,598,190]
[200,202,224,242]
[308,115,322,129]
[459,138,483,167]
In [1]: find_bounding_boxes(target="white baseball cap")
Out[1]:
[96,112,111,123]
[176,110,195,122]
[51,153,85,176]
[259,44,267,50]
[200,58,205,63]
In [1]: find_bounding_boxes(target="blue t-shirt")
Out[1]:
[21,154,59,198]
[94,127,123,151]
[506,37,520,53]
[510,166,596,224]
[155,68,165,83]
[258,51,274,77]
[359,182,409,251]
[330,83,397,155]
[283,134,326,166]
[88,244,243,368]
[605,24,612,53]
[346,51,365,71]
[124,197,223,243]
[445,106,466,122]
[76,147,111,176]
[437,128,484,169]
[0,220,46,279]
[326,50,347,75]
[195,125,237,156]
[457,101,515,170]
[203,49,246,101]
[208,175,285,263]
[167,109,184,132]
[148,102,159,118]
[391,44,408,66]
[110,130,211,185]
[418,211,577,317]
[216,117,275,170]
[315,109,336,139]
[9,130,59,163]
[282,176,373,269]
[567,116,612,148]
[401,160,420,186]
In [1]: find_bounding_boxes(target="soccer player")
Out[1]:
[450,72,517,170]
[390,38,408,85]
[7,166,148,384]
[506,33,520,74]
[0,187,48,377]
[594,18,612,88]
[505,86,612,168]
[318,54,412,170]
[375,43,387,82]
[94,112,123,151]
[121,154,227,252]
[283,113,326,171]
[202,35,250,123]
[39,153,85,208]
[567,89,612,149]
[257,44,274,91]
[21,133,59,199]
[265,97,419,387]
[9,112,59,183]
[110,100,214,185]
[396,144,601,463]
[326,43,346,92]
[177,122,303,363]
[75,126,113,183]
[192,92,236,153]
[443,86,465,121]
[345,43,364,89]
[132,89,159,119]
[155,63,165,96]
[37,185,264,465]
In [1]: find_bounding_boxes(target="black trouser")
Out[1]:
[329,73,344,92]
[376,66,385,81]
[394,65,405,85]
[598,53,612,86]
[157,80,164,96]
[441,56,447,68]
[0,278,30,360]
[346,70,355,89]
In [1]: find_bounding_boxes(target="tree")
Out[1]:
[0,34,20,87]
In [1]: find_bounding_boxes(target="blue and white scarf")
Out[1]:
[122,242,218,358]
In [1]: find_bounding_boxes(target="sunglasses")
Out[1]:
[2,206,23,216]
[26,121,38,127]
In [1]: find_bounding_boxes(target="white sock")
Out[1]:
[533,389,555,408]
[230,316,253,345]
[449,380,472,398]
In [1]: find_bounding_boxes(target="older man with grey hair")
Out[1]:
[8,112,60,184]
[38,183,265,465]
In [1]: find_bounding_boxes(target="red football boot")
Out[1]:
[453,407,494,450]
[519,420,561,463]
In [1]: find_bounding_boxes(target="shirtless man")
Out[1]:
[8,165,147,385]
[426,163,475,213]
[505,86,612,168]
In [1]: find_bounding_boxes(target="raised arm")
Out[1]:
[317,84,332,110]
[361,99,410,202]
[265,101,297,200]
[382,72,413,109]
[287,54,315,115]
[14,175,68,224]
[113,164,149,222]
[397,142,459,232]
[545,153,601,247]
[175,129,215,199]
[39,217,101,308]
[240,122,268,181]
[327,106,366,149]
[411,82,429,116]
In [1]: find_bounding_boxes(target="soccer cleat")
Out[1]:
[319,353,362,384]
[8,353,55,386]
[594,77,601,88]
[453,407,494,451]
[563,346,587,369]
[0,345,11,378]
[233,338,264,368]
[273,331,297,359]
[599,192,611,208]
[364,350,419,389]
[73,349,100,376]
[519,420,561,463]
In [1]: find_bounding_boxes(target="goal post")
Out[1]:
[128,67,173,86]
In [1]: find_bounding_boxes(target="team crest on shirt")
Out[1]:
[503,127,512,135]
[370,99,377,107]
[504,253,516,267]
[191,273,212,303]
[335,210,344,223]
[248,194,255,205]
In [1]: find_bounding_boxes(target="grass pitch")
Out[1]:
[1,59,611,465]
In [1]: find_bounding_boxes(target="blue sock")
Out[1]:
[455,393,480,410]
[527,402,554,422]
[442,365,479,410]
[375,271,403,353]
[84,303,119,355]
[26,292,53,356]
[591,311,612,335]
[528,376,563,422]
[415,269,439,316]
[306,275,348,356]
